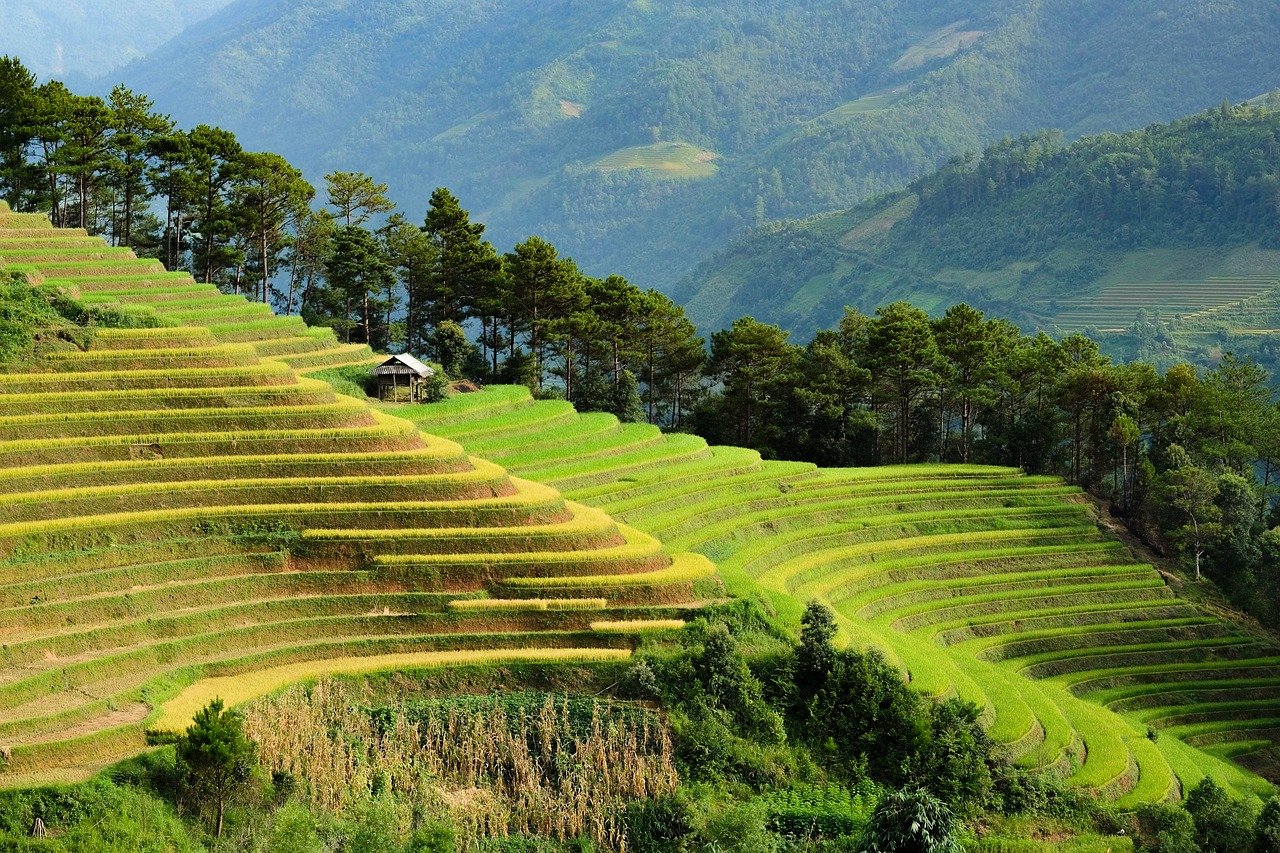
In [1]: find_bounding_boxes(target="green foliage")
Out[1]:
[341,796,404,853]
[253,800,327,853]
[624,792,696,853]
[430,320,481,380]
[680,104,1280,341]
[697,798,780,853]
[0,274,72,361]
[1135,803,1198,853]
[1253,797,1280,853]
[860,788,961,853]
[407,819,459,853]
[795,601,837,701]
[175,698,258,837]
[760,783,876,840]
[1183,778,1257,853]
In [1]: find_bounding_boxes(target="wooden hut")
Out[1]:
[372,353,435,402]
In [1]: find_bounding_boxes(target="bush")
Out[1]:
[0,779,201,852]
[762,783,875,840]
[698,799,780,853]
[1183,778,1255,853]
[1135,803,1198,853]
[808,649,926,786]
[859,788,960,853]
[253,800,327,853]
[625,792,696,853]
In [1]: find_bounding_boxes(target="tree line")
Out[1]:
[0,57,709,426]
[693,301,1280,623]
[6,57,1280,619]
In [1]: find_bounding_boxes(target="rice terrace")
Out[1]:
[0,201,708,788]
[2,198,1280,839]
[6,11,1280,843]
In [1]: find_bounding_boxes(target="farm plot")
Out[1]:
[409,386,1280,803]
[0,208,701,786]
[1038,277,1280,332]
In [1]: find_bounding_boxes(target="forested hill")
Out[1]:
[0,0,232,82]
[109,0,1280,293]
[676,100,1280,340]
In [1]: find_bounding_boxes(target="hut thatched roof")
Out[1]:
[373,353,435,377]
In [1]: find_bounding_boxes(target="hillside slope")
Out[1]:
[675,102,1280,349]
[0,0,232,82]
[110,0,1280,291]
[403,385,1280,804]
[0,202,705,787]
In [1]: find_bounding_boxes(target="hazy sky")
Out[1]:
[0,0,234,82]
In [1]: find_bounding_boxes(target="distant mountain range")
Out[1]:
[673,101,1280,364]
[0,0,232,82]
[103,0,1280,298]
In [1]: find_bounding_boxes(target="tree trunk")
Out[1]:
[175,212,185,273]
[646,347,656,424]
[78,172,88,230]
[363,291,371,345]
[1191,513,1202,580]
[260,227,271,305]
[286,262,299,316]
[900,392,910,464]
[564,337,574,403]
[122,157,134,247]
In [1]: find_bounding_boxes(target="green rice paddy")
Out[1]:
[404,384,1280,805]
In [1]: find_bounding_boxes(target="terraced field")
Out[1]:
[400,386,1280,805]
[592,142,720,178]
[0,203,706,787]
[1038,277,1280,332]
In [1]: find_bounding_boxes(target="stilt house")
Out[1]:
[373,354,435,402]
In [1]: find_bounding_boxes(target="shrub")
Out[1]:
[916,699,994,816]
[1183,778,1256,853]
[808,648,926,786]
[1254,797,1280,853]
[859,788,960,853]
[1135,803,1198,853]
[253,800,328,853]
[624,791,696,853]
[697,798,780,853]
[761,783,875,840]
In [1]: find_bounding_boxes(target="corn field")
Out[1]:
[243,679,678,850]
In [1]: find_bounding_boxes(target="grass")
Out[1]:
[501,552,715,588]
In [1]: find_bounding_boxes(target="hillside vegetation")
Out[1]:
[676,101,1280,349]
[405,384,1280,804]
[108,0,1280,290]
[0,201,705,787]
[0,0,232,82]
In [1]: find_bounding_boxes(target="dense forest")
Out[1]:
[106,0,1280,292]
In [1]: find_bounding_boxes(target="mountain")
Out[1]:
[0,0,233,83]
[674,100,1280,354]
[111,0,1280,295]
